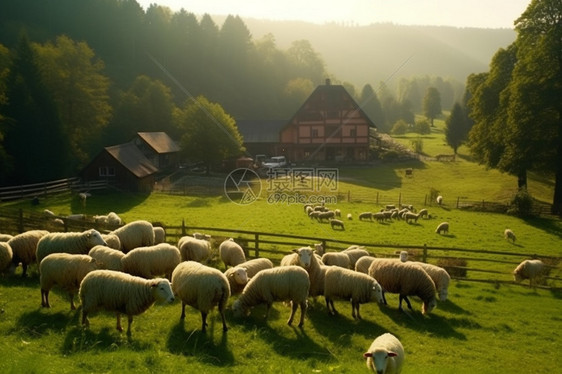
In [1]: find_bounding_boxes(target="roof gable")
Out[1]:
[105,142,159,178]
[136,132,180,154]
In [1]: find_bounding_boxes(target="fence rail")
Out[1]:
[0,178,109,202]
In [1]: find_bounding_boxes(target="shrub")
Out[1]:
[429,187,440,205]
[410,138,424,154]
[391,120,408,135]
[414,119,431,135]
[507,189,535,218]
[437,257,468,278]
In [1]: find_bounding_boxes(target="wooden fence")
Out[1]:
[0,178,109,202]
[0,209,560,289]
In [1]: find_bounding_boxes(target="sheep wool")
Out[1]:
[414,262,451,301]
[513,259,546,287]
[321,252,351,269]
[39,253,98,310]
[368,259,437,314]
[0,234,14,242]
[101,233,121,250]
[232,266,310,327]
[171,261,230,332]
[435,222,449,235]
[281,246,327,297]
[8,230,50,276]
[364,333,405,374]
[80,269,174,334]
[0,242,13,274]
[36,229,107,265]
[343,245,370,267]
[110,220,154,253]
[219,238,246,269]
[153,226,166,244]
[88,245,125,271]
[355,256,377,274]
[504,229,516,243]
[225,258,274,295]
[121,243,181,280]
[324,266,383,320]
[178,236,211,263]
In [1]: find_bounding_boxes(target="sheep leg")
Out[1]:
[180,301,187,320]
[41,289,50,308]
[126,315,133,336]
[69,293,76,310]
[398,295,413,311]
[115,313,123,332]
[81,310,89,327]
[352,301,361,320]
[22,264,28,277]
[298,301,307,328]
[325,297,337,315]
[264,302,273,320]
[219,310,228,332]
[200,311,208,332]
[381,291,388,305]
[287,301,298,326]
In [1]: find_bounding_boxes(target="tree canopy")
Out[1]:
[423,87,442,126]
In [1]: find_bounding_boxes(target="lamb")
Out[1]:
[334,208,341,217]
[39,253,98,310]
[504,229,516,243]
[110,220,154,253]
[224,258,274,295]
[171,261,230,332]
[232,266,310,327]
[364,333,405,374]
[513,259,546,287]
[343,245,370,267]
[413,262,451,301]
[0,242,13,274]
[88,245,125,271]
[79,269,175,335]
[330,218,345,230]
[324,266,383,319]
[178,236,212,263]
[153,226,166,244]
[321,251,351,269]
[355,256,377,274]
[36,229,107,265]
[7,229,49,276]
[435,222,449,235]
[121,243,181,280]
[359,212,373,221]
[281,246,327,297]
[219,238,246,269]
[101,233,121,250]
[347,213,353,220]
[436,195,443,205]
[368,259,437,314]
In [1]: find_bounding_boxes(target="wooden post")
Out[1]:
[456,197,460,209]
[422,244,428,263]
[181,219,186,235]
[254,233,260,257]
[347,190,351,202]
[18,209,24,233]
[424,194,427,206]
[398,192,401,207]
[376,192,379,204]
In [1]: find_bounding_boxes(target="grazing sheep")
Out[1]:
[0,234,14,242]
[178,236,212,263]
[364,333,405,374]
[192,232,211,240]
[121,243,181,280]
[281,246,327,297]
[373,212,386,222]
[153,226,166,244]
[0,242,13,274]
[88,245,125,271]
[80,269,175,335]
[101,233,121,250]
[343,245,370,267]
[359,212,373,221]
[355,256,377,274]
[435,222,449,235]
[308,211,321,220]
[418,208,429,218]
[39,253,98,310]
[324,266,383,319]
[504,229,516,243]
[513,259,547,287]
[171,261,230,332]
[347,213,352,220]
[368,259,437,314]
[8,230,49,276]
[414,262,451,301]
[110,220,154,253]
[219,238,246,269]
[403,212,421,223]
[436,195,443,205]
[225,258,274,294]
[330,218,345,230]
[232,266,310,327]
[36,229,107,265]
[317,210,336,222]
[322,251,351,269]
[334,208,341,217]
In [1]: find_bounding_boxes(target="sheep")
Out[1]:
[7,229,49,276]
[308,210,321,220]
[373,212,386,222]
[171,261,230,332]
[513,259,547,287]
[225,258,274,295]
[88,245,125,271]
[436,195,443,205]
[413,262,451,301]
[106,212,122,226]
[36,229,107,265]
[334,208,341,217]
[355,256,377,274]
[281,246,327,298]
[79,269,175,335]
[110,220,154,253]
[324,266,383,319]
[0,242,13,274]
[418,208,429,218]
[153,226,166,244]
[368,259,437,314]
[232,266,310,327]
[178,236,212,263]
[343,245,370,267]
[504,229,516,243]
[399,251,409,262]
[347,213,352,220]
[359,212,373,221]
[101,233,121,250]
[66,213,86,221]
[435,222,449,235]
[192,232,211,240]
[330,218,345,230]
[0,233,14,242]
[403,212,421,223]
[219,238,246,269]
[42,209,56,219]
[121,243,181,280]
[39,253,98,310]
[364,333,405,374]
[321,251,351,269]
[317,210,336,222]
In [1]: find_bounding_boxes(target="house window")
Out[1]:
[311,129,319,137]
[99,167,115,177]
[350,129,357,137]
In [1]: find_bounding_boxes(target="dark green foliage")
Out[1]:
[414,119,431,135]
[436,257,468,278]
[423,86,441,126]
[445,102,469,154]
[507,188,535,218]
[390,120,408,135]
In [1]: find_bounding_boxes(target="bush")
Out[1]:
[391,120,408,135]
[410,138,424,154]
[429,187,440,204]
[414,119,431,135]
[507,189,535,218]
[437,257,467,278]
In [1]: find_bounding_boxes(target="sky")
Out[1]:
[137,0,532,29]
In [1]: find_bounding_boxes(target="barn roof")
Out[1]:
[105,142,159,178]
[136,132,180,154]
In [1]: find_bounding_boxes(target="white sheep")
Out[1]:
[36,229,107,265]
[403,211,421,223]
[368,259,437,314]
[321,251,351,269]
[39,253,98,310]
[171,261,230,332]
[343,245,370,267]
[121,243,181,280]
[435,222,449,235]
[8,230,49,276]
[219,238,246,269]
[224,258,274,295]
[101,233,121,250]
[110,220,154,253]
[329,218,345,230]
[347,213,352,220]
[232,266,310,327]
[399,251,409,262]
[324,266,383,319]
[281,246,327,298]
[107,212,122,226]
[79,269,175,335]
[355,256,377,274]
[178,236,212,263]
[504,229,516,243]
[192,232,211,240]
[436,195,443,205]
[88,245,125,271]
[364,333,405,374]
[414,262,451,301]
[0,242,13,274]
[359,212,373,221]
[513,259,546,287]
[418,208,429,218]
[0,233,14,242]
[153,226,166,244]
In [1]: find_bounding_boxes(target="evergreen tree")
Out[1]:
[423,86,441,126]
[445,102,468,154]
[359,84,385,129]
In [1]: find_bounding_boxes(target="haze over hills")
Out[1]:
[242,19,517,89]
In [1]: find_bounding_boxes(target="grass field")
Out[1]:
[1,123,561,373]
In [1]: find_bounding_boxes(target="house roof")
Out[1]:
[105,142,159,178]
[236,120,287,143]
[136,132,180,154]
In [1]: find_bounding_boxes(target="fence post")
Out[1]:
[254,233,260,257]
[376,192,379,204]
[398,193,401,207]
[424,194,427,206]
[422,244,428,263]
[347,190,351,202]
[456,197,460,209]
[181,219,186,235]
[18,209,24,233]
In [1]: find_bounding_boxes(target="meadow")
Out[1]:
[1,122,561,373]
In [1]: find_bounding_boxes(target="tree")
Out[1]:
[423,87,441,126]
[445,102,468,154]
[175,95,245,173]
[359,84,384,129]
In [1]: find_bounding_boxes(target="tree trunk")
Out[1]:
[517,170,527,190]
[553,170,562,216]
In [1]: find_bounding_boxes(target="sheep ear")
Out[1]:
[292,249,298,253]
[363,352,372,358]
[388,351,398,357]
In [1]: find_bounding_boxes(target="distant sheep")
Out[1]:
[513,259,546,287]
[324,266,383,319]
[88,245,125,271]
[80,269,175,335]
[418,208,429,218]
[36,229,107,265]
[39,253,98,310]
[281,246,327,298]
[435,222,449,235]
[368,259,437,314]
[171,261,230,332]
[347,213,352,220]
[334,208,341,217]
[436,195,443,205]
[8,229,49,276]
[225,258,274,294]
[355,256,377,274]
[317,210,336,222]
[121,243,181,280]
[153,226,166,244]
[403,212,421,223]
[0,242,13,274]
[364,333,405,374]
[359,212,373,221]
[192,232,211,240]
[94,212,121,226]
[414,262,451,301]
[178,236,212,263]
[330,219,345,230]
[399,251,409,262]
[504,229,516,243]
[232,266,310,327]
[343,245,370,267]
[110,220,154,253]
[219,238,246,269]
[321,251,351,269]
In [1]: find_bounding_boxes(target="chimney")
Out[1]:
[325,78,331,86]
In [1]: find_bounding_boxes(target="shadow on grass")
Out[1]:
[524,216,562,240]
[339,160,427,191]
[14,308,80,338]
[74,191,152,216]
[62,325,154,354]
[0,273,41,288]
